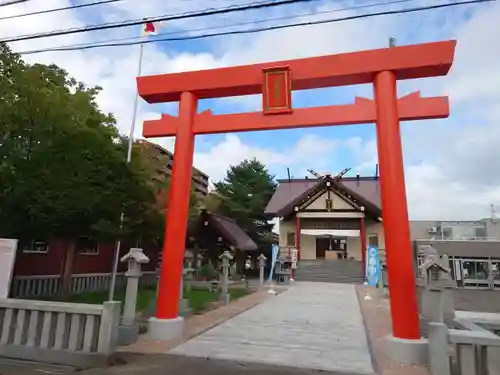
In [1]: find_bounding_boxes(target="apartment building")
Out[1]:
[410,219,500,242]
[136,140,209,197]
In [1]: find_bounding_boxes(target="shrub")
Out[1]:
[199,263,219,280]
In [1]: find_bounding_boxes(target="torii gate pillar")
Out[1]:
[138,40,455,363]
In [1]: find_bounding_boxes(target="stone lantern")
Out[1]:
[219,251,234,305]
[418,248,455,375]
[258,254,267,286]
[117,248,149,346]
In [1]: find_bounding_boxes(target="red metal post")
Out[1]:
[360,217,367,270]
[373,71,420,340]
[156,91,197,320]
[295,215,301,260]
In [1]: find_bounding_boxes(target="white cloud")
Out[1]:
[1,0,228,138]
[444,2,500,106]
[3,0,500,221]
[192,133,337,182]
[405,164,500,221]
[344,136,378,173]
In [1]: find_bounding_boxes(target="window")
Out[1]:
[286,232,296,247]
[474,226,487,239]
[368,235,379,247]
[76,238,99,255]
[21,240,49,254]
[462,260,489,280]
[441,227,453,240]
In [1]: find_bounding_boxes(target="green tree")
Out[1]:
[162,177,201,220]
[0,43,162,296]
[214,158,277,248]
[201,191,226,213]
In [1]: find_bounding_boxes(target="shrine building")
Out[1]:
[265,173,384,262]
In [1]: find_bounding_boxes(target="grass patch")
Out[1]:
[185,289,218,313]
[229,287,251,300]
[52,286,252,314]
[185,287,251,314]
[67,288,156,313]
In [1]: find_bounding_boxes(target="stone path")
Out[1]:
[170,282,375,375]
[119,288,274,354]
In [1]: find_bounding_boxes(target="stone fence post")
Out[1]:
[258,254,267,286]
[220,251,233,305]
[117,248,149,346]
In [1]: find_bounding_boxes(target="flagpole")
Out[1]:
[127,43,144,163]
[108,42,145,301]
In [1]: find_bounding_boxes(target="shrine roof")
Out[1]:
[265,176,381,217]
[189,210,257,251]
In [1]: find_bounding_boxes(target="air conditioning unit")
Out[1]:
[428,227,438,234]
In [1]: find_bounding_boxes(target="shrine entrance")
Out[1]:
[137,40,456,346]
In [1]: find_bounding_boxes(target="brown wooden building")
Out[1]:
[13,239,159,277]
[186,210,257,271]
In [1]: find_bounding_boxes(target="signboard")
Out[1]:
[0,238,18,298]
[262,66,292,115]
[301,219,360,230]
[365,245,381,286]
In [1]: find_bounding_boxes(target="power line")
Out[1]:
[0,0,28,7]
[0,0,318,44]
[24,0,419,52]
[0,0,126,21]
[17,0,495,55]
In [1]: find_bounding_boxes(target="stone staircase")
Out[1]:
[295,259,365,284]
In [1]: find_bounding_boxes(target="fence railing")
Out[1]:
[449,313,500,375]
[426,313,500,375]
[0,299,120,367]
[10,271,158,299]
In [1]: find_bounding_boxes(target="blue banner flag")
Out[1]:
[268,244,279,282]
[365,245,381,286]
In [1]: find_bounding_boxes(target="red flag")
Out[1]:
[143,22,156,34]
[141,21,165,37]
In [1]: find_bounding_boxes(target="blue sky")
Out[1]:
[133,0,477,179]
[2,0,500,219]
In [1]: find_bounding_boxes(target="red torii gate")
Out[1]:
[137,40,456,343]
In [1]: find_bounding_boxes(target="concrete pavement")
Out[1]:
[0,283,375,375]
[170,282,375,375]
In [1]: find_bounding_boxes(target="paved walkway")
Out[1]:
[119,288,274,354]
[170,282,375,375]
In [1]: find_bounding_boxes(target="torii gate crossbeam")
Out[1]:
[137,40,456,347]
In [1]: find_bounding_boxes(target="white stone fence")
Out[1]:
[0,298,120,367]
[10,272,158,299]
[426,310,500,375]
[447,313,500,375]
